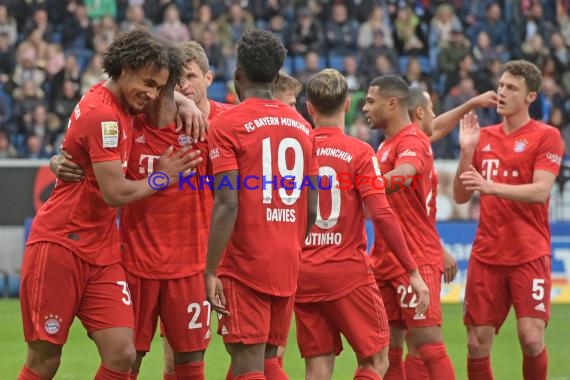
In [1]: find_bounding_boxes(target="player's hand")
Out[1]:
[443,249,458,283]
[410,270,430,317]
[157,146,203,184]
[174,91,209,142]
[459,111,480,151]
[205,272,229,316]
[460,165,495,194]
[469,91,498,109]
[50,149,84,182]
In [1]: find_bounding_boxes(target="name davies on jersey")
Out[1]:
[244,117,310,135]
[266,207,296,222]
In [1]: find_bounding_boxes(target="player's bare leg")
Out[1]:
[162,337,175,379]
[91,327,136,374]
[305,354,335,380]
[383,327,405,380]
[354,346,389,380]
[517,317,547,379]
[276,345,286,367]
[466,325,495,379]
[408,326,454,380]
[20,341,63,379]
[226,342,265,377]
[404,334,428,380]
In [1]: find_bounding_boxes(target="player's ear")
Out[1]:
[306,101,315,117]
[205,70,213,87]
[344,96,350,112]
[526,91,537,104]
[416,106,424,121]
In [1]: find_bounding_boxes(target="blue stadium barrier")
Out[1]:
[328,54,345,71]
[208,81,227,103]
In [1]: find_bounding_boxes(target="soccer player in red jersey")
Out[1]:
[274,71,303,109]
[295,68,429,380]
[362,74,456,380]
[404,87,498,379]
[205,29,318,380]
[453,60,564,380]
[18,30,202,380]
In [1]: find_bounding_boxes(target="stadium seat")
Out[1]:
[328,54,345,71]
[65,48,94,73]
[399,55,432,75]
[208,81,227,103]
[8,274,19,298]
[283,56,294,74]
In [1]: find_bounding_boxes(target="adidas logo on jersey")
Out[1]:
[413,313,426,320]
[221,325,229,335]
[534,303,546,312]
[135,135,146,144]
[481,144,491,152]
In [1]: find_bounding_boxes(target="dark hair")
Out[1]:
[501,60,542,93]
[236,29,287,83]
[306,69,347,115]
[407,87,429,118]
[369,74,409,106]
[102,28,181,85]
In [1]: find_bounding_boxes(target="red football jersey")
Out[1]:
[296,127,381,303]
[121,100,233,279]
[27,83,133,266]
[471,120,563,265]
[208,97,318,296]
[428,165,439,223]
[370,124,443,280]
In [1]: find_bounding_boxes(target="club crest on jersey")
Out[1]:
[101,121,119,148]
[178,134,191,146]
[513,139,528,153]
[380,148,391,163]
[44,314,63,335]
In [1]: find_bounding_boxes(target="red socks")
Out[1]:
[467,356,493,380]
[354,367,382,380]
[384,348,405,380]
[173,362,205,380]
[523,348,547,380]
[94,364,131,380]
[417,342,455,380]
[129,373,138,380]
[405,354,429,380]
[163,374,176,380]
[277,356,284,368]
[18,366,48,380]
[264,358,288,380]
[234,372,265,380]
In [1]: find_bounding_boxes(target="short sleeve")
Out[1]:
[394,134,426,174]
[76,107,123,163]
[208,116,238,174]
[534,127,564,175]
[355,143,385,199]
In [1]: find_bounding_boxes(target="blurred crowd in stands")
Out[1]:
[0,0,569,161]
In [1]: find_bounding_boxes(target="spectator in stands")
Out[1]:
[357,5,393,50]
[522,34,550,69]
[22,8,55,43]
[217,2,255,56]
[472,30,501,68]
[156,3,190,44]
[324,3,358,56]
[342,55,367,93]
[0,4,17,46]
[190,4,217,41]
[61,3,93,50]
[0,128,17,158]
[288,7,324,55]
[428,3,463,68]
[0,31,15,89]
[199,27,227,82]
[84,0,116,22]
[519,2,556,46]
[52,80,80,127]
[468,2,509,61]
[549,32,570,71]
[438,28,471,76]
[80,53,106,94]
[392,5,427,55]
[361,29,398,81]
[22,133,50,158]
[294,51,321,85]
[119,4,153,32]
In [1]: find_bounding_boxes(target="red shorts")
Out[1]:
[20,242,134,344]
[377,265,442,329]
[464,256,551,332]
[126,271,211,353]
[217,276,294,346]
[294,283,389,358]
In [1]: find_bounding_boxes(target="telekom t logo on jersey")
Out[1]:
[139,154,161,174]
[481,159,500,182]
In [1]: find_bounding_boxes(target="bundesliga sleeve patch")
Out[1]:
[101,121,119,148]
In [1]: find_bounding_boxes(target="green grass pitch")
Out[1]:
[1,300,569,379]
